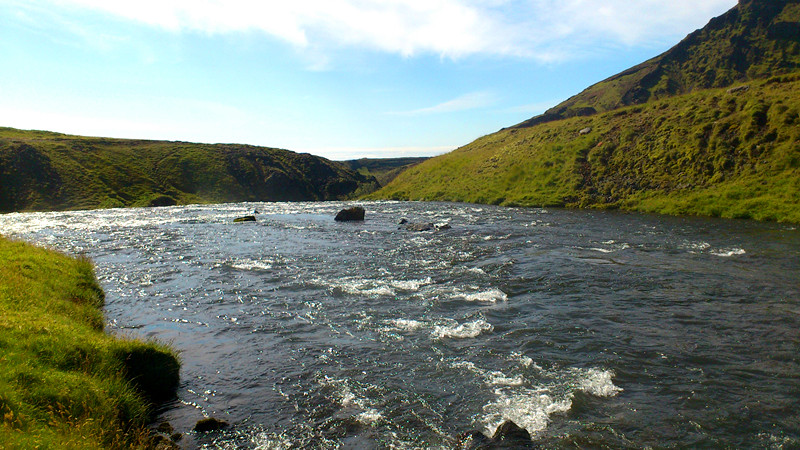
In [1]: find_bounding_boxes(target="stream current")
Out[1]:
[2,201,799,448]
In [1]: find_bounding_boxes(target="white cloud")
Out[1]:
[36,0,737,61]
[389,91,496,116]
[299,145,455,160]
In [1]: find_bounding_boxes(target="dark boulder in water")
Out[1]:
[491,420,533,445]
[234,215,257,222]
[455,420,534,449]
[335,206,365,222]
[194,417,229,432]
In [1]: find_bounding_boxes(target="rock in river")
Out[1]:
[455,420,534,449]
[335,206,365,222]
[194,417,230,432]
[234,215,256,222]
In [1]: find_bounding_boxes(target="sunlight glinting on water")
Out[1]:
[1,201,797,448]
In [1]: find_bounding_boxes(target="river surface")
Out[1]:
[2,201,799,448]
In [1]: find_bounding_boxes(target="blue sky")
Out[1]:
[1,0,737,160]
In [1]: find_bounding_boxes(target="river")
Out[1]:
[1,201,798,448]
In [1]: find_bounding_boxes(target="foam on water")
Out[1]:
[314,277,396,297]
[228,258,274,271]
[481,366,622,437]
[456,288,508,303]
[389,277,433,291]
[711,248,746,257]
[486,371,525,386]
[575,368,623,397]
[385,318,426,332]
[483,388,572,438]
[432,319,493,339]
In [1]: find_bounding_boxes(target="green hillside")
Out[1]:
[371,0,800,223]
[0,127,374,212]
[517,0,800,127]
[371,74,800,222]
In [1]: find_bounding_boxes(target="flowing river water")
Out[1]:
[1,201,799,448]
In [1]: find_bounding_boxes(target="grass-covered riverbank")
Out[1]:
[0,236,179,448]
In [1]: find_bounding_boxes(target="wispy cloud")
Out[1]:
[388,91,496,116]
[27,0,737,61]
[299,145,456,160]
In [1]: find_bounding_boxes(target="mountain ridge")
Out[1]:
[370,0,800,223]
[515,0,800,128]
[0,127,375,212]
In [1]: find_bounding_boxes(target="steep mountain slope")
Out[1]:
[372,75,800,222]
[516,0,800,127]
[371,0,800,223]
[0,128,374,212]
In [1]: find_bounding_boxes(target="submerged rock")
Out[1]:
[156,422,174,434]
[335,206,365,222]
[405,222,434,232]
[149,434,179,450]
[194,417,230,432]
[403,222,451,232]
[234,215,257,223]
[455,420,534,449]
[491,420,532,445]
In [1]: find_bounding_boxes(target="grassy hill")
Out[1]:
[0,127,375,212]
[517,0,800,127]
[370,0,800,223]
[371,74,800,222]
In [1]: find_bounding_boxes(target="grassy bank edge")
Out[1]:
[0,236,180,448]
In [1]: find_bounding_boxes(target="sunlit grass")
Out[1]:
[371,74,800,223]
[0,237,179,448]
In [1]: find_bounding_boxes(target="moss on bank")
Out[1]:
[0,236,179,448]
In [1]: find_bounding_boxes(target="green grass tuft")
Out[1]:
[0,236,180,448]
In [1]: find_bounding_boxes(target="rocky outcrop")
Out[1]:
[334,206,365,221]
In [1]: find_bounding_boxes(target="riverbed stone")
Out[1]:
[194,417,230,432]
[491,420,532,444]
[405,222,434,232]
[335,206,365,221]
[455,420,534,449]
